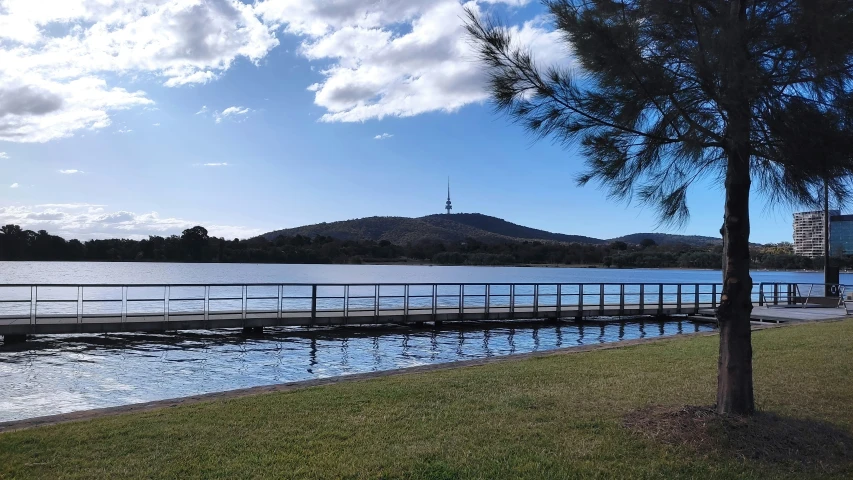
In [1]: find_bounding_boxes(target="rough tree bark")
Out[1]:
[717,142,755,415]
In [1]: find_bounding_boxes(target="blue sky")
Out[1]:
[0,0,806,243]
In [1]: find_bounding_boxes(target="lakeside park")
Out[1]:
[4,0,853,478]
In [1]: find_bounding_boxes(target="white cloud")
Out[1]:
[0,0,279,142]
[152,122,160,126]
[262,0,566,122]
[58,169,82,174]
[203,162,229,166]
[0,152,8,159]
[214,106,251,123]
[0,204,262,240]
[115,128,133,134]
[0,0,563,141]
[374,133,393,140]
[10,183,19,188]
[195,105,209,115]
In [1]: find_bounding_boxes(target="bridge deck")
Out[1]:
[0,303,717,335]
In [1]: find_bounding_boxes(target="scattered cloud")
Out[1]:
[10,183,19,188]
[214,106,251,124]
[115,128,133,134]
[152,123,160,126]
[261,0,566,122]
[0,204,263,240]
[374,133,393,140]
[0,152,8,159]
[0,0,278,142]
[195,105,209,115]
[203,162,229,167]
[58,169,82,174]
[0,0,563,142]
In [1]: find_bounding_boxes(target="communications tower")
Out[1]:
[445,177,452,214]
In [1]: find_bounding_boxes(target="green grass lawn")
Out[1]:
[2,320,852,479]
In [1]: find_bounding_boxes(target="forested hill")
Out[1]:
[260,213,604,245]
[260,213,721,246]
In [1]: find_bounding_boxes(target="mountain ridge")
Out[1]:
[260,213,722,247]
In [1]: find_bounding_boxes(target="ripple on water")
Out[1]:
[0,320,715,422]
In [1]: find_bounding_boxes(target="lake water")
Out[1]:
[0,262,840,423]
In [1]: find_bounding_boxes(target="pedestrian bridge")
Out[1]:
[0,281,836,341]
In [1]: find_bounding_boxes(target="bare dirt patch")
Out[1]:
[624,405,853,471]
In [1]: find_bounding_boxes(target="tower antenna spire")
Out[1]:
[445,177,452,214]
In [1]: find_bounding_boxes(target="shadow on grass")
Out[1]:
[624,405,853,473]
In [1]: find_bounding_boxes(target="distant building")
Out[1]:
[793,209,840,258]
[830,214,853,257]
[445,177,452,214]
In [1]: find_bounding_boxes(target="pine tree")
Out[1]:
[467,0,853,414]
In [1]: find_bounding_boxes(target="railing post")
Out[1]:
[774,283,779,306]
[276,285,281,320]
[485,284,491,316]
[242,285,247,322]
[677,284,682,313]
[787,283,793,305]
[510,284,515,315]
[599,283,604,316]
[694,283,699,313]
[77,286,82,324]
[31,286,36,325]
[534,284,539,316]
[577,284,583,316]
[556,284,562,318]
[459,284,464,318]
[205,285,210,324]
[759,283,764,306]
[658,283,664,314]
[712,284,717,309]
[312,285,318,319]
[404,284,409,319]
[122,285,127,323]
[432,284,437,317]
[639,284,644,314]
[344,285,350,317]
[165,285,170,324]
[619,284,624,315]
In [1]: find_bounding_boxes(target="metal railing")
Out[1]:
[758,282,848,308]
[0,282,737,327]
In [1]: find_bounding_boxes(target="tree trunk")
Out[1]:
[716,142,755,415]
[715,0,755,416]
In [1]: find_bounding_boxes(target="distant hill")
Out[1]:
[609,232,722,247]
[261,213,723,247]
[261,213,605,245]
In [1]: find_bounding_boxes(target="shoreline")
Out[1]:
[0,259,834,273]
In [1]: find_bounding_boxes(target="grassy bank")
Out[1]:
[2,321,852,479]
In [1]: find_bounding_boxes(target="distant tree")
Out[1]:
[467,0,853,414]
[181,226,209,261]
[640,238,657,249]
[609,241,628,251]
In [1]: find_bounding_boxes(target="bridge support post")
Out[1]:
[434,320,443,328]
[242,326,263,334]
[2,334,27,345]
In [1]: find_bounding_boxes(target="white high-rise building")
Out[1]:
[793,209,840,258]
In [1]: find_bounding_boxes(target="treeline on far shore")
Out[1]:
[0,224,846,270]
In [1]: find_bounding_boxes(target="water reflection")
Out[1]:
[0,319,715,423]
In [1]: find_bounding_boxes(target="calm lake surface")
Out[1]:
[0,262,841,422]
